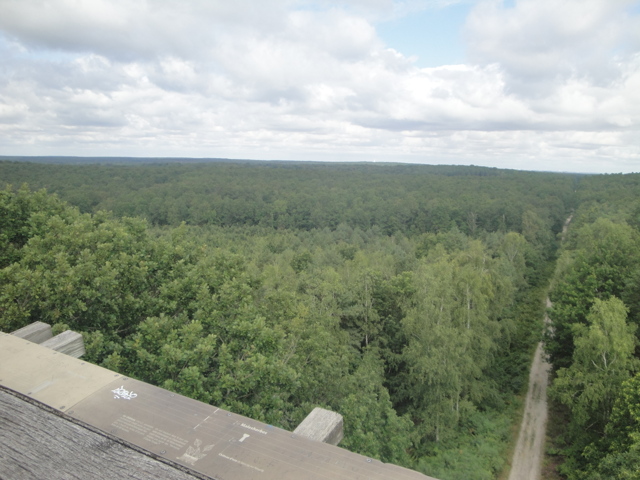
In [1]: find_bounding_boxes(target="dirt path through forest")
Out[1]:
[508,215,571,480]
[507,299,552,480]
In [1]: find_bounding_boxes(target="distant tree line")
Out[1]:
[0,160,575,237]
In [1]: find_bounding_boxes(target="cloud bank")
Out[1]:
[0,0,639,172]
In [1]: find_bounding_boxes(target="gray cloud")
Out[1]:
[0,0,638,172]
[465,0,639,90]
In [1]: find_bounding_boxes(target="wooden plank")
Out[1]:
[11,321,53,344]
[40,330,86,358]
[293,407,344,445]
[0,388,204,480]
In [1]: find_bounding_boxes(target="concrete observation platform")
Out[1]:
[0,332,438,480]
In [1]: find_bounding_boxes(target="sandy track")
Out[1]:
[507,323,551,480]
[508,215,572,480]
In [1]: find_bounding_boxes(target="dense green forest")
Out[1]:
[0,159,573,234]
[545,173,640,479]
[1,159,639,479]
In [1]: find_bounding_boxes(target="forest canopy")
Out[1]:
[2,159,639,479]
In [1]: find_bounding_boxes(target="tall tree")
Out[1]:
[548,219,640,369]
[551,297,639,478]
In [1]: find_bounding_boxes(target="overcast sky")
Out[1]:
[1,0,639,173]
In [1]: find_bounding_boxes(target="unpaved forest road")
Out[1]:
[507,299,552,480]
[508,216,571,480]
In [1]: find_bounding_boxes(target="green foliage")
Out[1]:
[547,218,640,369]
[605,376,640,475]
[545,173,640,478]
[338,349,413,466]
[394,241,509,448]
[580,373,640,479]
[0,208,174,336]
[415,407,514,480]
[0,185,71,268]
[0,167,583,479]
[0,160,576,237]
[552,298,638,450]
[127,314,218,403]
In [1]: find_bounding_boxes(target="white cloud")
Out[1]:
[465,0,639,87]
[0,0,638,172]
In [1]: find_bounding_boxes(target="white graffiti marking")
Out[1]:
[112,386,138,400]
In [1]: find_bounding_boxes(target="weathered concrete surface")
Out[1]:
[0,333,121,413]
[294,407,344,445]
[40,330,86,358]
[11,321,53,344]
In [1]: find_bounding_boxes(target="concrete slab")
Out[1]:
[0,333,121,412]
[40,330,86,358]
[294,407,344,445]
[11,321,53,344]
[69,378,429,480]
